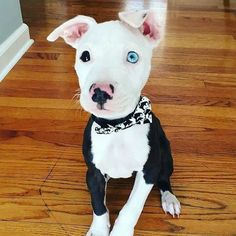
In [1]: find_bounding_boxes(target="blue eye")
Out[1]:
[127,51,139,64]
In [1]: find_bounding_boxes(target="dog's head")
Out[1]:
[47,10,162,119]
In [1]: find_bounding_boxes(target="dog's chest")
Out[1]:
[91,123,150,178]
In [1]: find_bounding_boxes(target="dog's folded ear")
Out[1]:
[47,15,97,48]
[119,9,163,47]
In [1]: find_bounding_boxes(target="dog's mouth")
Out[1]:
[80,91,139,119]
[96,103,109,111]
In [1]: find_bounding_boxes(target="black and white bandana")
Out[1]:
[92,96,152,134]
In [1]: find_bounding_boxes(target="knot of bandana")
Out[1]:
[93,96,152,134]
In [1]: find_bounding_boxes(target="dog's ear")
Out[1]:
[47,15,97,48]
[119,10,162,46]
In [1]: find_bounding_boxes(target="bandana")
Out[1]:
[92,96,152,134]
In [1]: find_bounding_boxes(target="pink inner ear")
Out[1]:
[141,15,161,41]
[63,23,88,43]
[143,22,151,36]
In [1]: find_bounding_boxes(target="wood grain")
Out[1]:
[0,0,236,235]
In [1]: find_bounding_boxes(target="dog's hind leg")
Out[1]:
[110,171,153,236]
[86,168,110,236]
[157,172,181,217]
[157,168,181,218]
[157,126,181,218]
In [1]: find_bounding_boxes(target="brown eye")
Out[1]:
[80,51,90,62]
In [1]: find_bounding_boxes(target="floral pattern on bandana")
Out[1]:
[94,96,152,134]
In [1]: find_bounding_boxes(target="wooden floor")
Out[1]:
[0,0,236,235]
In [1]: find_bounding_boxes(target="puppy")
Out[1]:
[48,9,181,236]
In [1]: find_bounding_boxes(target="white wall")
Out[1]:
[0,0,33,81]
[0,0,23,44]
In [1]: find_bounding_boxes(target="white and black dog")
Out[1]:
[48,9,181,236]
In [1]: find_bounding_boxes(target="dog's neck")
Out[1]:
[92,96,152,134]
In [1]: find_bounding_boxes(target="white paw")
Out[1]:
[161,191,181,218]
[86,212,110,236]
[86,228,109,236]
[110,223,134,236]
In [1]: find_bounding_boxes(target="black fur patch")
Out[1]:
[143,113,173,193]
[83,117,107,216]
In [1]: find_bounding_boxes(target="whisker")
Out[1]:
[72,90,81,101]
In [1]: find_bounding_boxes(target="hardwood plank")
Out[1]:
[0,0,236,235]
[0,222,69,236]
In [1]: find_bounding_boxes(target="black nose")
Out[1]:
[92,88,112,105]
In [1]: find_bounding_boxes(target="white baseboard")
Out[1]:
[0,23,34,81]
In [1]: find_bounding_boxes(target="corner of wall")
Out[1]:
[0,23,34,81]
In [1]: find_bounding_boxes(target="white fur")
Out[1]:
[76,20,153,119]
[86,212,110,236]
[110,171,153,236]
[91,123,150,178]
[47,10,161,119]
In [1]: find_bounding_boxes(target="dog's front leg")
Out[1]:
[110,171,153,236]
[86,168,110,236]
